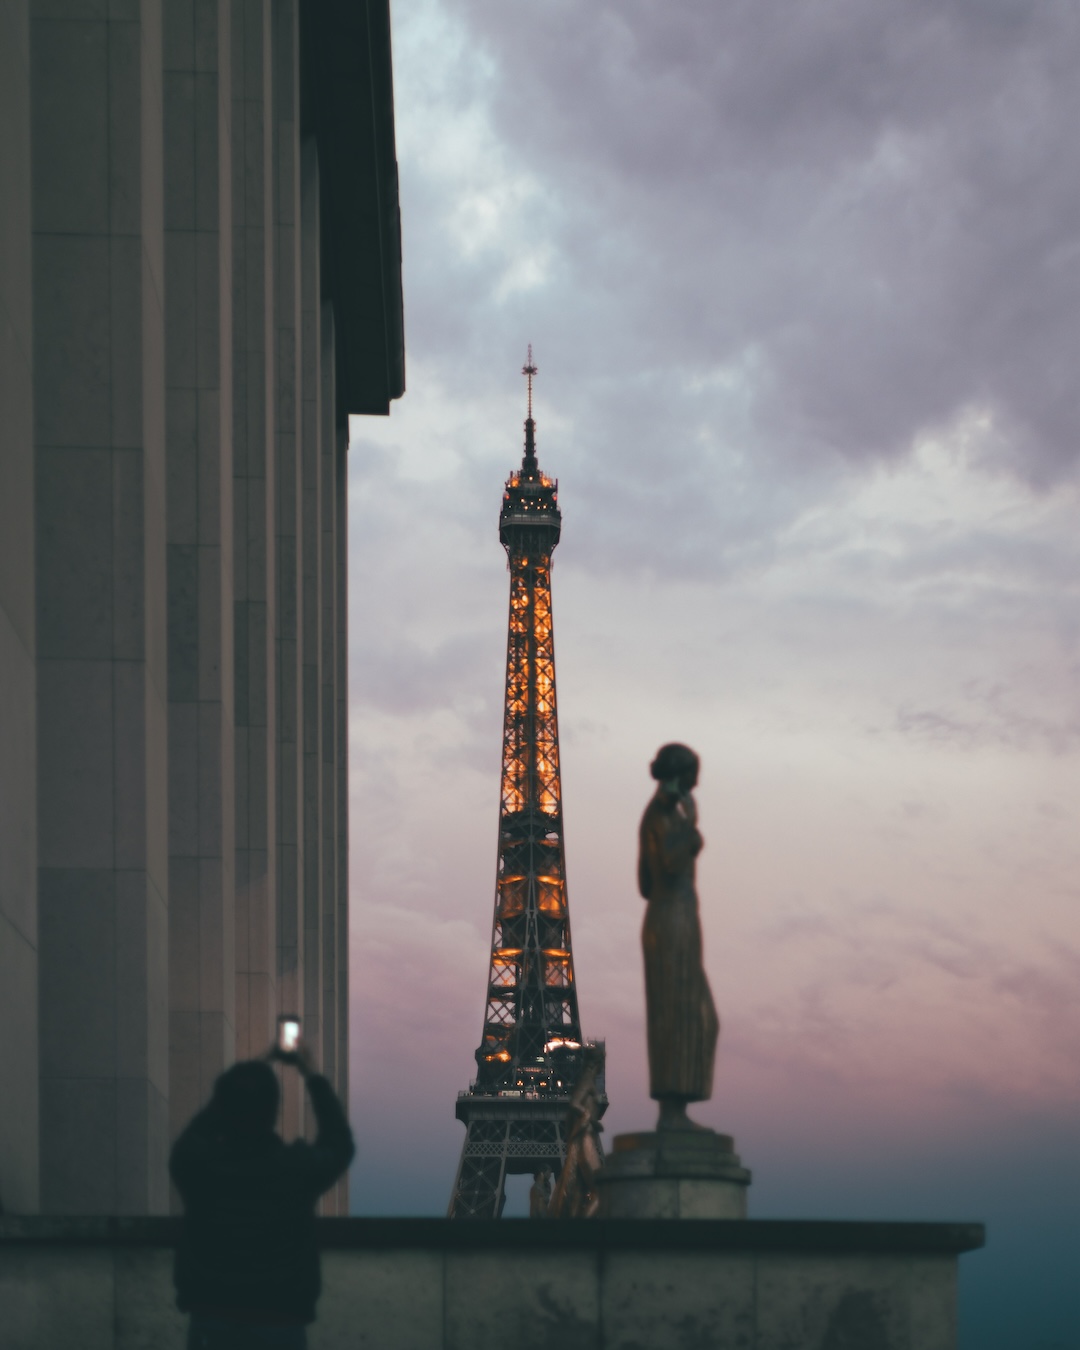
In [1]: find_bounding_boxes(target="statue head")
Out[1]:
[650,743,699,793]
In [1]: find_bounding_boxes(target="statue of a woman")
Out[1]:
[638,743,718,1130]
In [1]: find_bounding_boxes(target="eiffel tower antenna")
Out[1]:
[448,360,607,1219]
[522,344,538,472]
[523,343,537,419]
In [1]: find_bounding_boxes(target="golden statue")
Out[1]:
[548,1044,605,1217]
[638,743,718,1130]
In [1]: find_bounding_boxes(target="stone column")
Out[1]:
[0,0,39,1217]
[335,424,350,1213]
[163,0,236,1170]
[32,0,170,1214]
[272,0,304,1140]
[232,0,277,1062]
[300,136,323,1133]
[319,302,340,1209]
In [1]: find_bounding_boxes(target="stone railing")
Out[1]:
[0,1215,984,1349]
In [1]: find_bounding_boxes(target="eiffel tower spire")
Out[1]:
[448,353,607,1219]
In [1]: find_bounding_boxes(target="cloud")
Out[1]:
[895,679,1080,755]
[394,0,1080,496]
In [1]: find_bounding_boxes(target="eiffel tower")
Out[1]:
[448,351,607,1219]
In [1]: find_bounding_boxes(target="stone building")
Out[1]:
[0,0,403,1217]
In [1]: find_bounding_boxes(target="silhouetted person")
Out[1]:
[170,1043,354,1350]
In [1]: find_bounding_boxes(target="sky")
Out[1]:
[346,4,1079,1346]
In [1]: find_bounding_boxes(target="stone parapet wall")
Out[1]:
[0,1216,984,1350]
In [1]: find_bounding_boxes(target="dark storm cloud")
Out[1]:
[423,0,1080,489]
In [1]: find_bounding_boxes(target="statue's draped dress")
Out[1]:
[638,791,719,1102]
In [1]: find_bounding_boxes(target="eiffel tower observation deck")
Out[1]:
[448,351,607,1219]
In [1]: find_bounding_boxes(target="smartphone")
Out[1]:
[277,1014,301,1054]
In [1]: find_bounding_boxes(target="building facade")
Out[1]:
[0,0,403,1216]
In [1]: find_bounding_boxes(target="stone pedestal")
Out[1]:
[597,1128,752,1218]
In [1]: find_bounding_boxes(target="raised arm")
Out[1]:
[292,1045,355,1196]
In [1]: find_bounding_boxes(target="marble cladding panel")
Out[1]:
[276,557,298,684]
[233,842,250,963]
[247,598,269,730]
[231,464,249,599]
[166,704,197,852]
[245,715,268,847]
[39,1075,116,1213]
[232,605,250,727]
[198,855,226,1006]
[163,0,195,68]
[165,231,198,385]
[0,304,34,656]
[245,967,274,1057]
[249,338,270,474]
[197,543,223,699]
[30,16,110,235]
[240,0,262,102]
[112,447,146,659]
[38,868,116,1079]
[35,449,113,659]
[193,71,220,230]
[197,389,223,540]
[36,661,114,869]
[33,235,111,446]
[302,917,320,1031]
[245,472,268,600]
[194,0,220,73]
[167,545,199,702]
[246,849,271,973]
[277,841,298,943]
[279,652,299,771]
[0,913,40,1212]
[0,0,32,381]
[113,661,149,870]
[166,389,199,539]
[0,649,35,1003]
[139,3,167,300]
[234,966,250,1056]
[169,854,201,1010]
[195,229,220,383]
[197,701,225,852]
[275,316,296,432]
[302,753,319,908]
[108,16,143,236]
[110,235,145,448]
[113,1075,152,1214]
[114,869,153,1080]
[163,70,196,230]
[0,622,36,940]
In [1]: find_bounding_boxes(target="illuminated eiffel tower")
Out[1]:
[448,351,607,1219]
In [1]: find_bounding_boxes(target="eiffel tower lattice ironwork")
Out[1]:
[448,351,607,1219]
